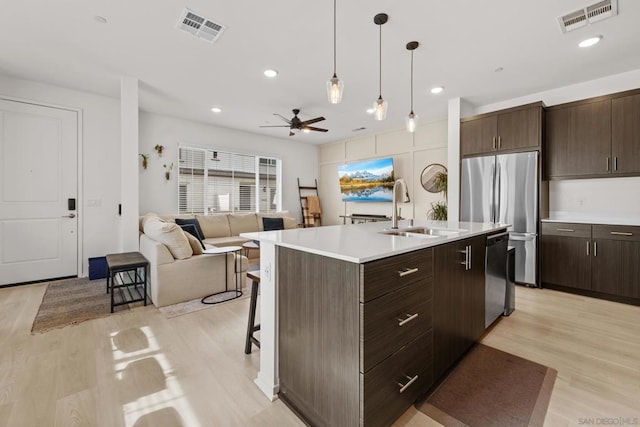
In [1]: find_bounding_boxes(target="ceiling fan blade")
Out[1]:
[289,131,295,136]
[303,126,329,133]
[273,113,292,124]
[299,116,325,126]
[259,125,291,128]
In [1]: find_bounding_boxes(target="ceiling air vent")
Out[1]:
[557,0,617,33]
[177,8,226,43]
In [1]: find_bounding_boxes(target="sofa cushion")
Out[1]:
[175,218,205,240]
[228,213,259,236]
[178,224,206,249]
[143,217,193,260]
[257,211,296,230]
[203,236,251,247]
[139,212,160,232]
[196,214,231,238]
[262,217,284,231]
[184,231,204,255]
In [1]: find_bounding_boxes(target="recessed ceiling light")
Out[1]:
[366,108,375,114]
[430,86,444,94]
[211,107,222,113]
[94,16,108,24]
[263,69,278,78]
[578,35,603,48]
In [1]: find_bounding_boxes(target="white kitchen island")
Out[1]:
[240,219,508,405]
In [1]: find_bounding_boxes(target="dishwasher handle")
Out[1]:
[486,231,509,245]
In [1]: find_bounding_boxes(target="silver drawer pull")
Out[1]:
[556,228,574,232]
[398,374,419,393]
[397,313,419,327]
[610,231,633,236]
[397,267,418,277]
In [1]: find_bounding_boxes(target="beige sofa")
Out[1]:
[139,212,296,307]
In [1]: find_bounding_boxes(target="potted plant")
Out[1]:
[154,144,164,156]
[163,163,173,180]
[139,153,149,169]
[428,171,448,220]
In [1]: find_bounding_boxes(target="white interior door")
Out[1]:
[0,99,78,285]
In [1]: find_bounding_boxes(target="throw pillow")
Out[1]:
[143,217,193,260]
[175,218,205,240]
[178,224,206,249]
[183,230,204,255]
[262,217,284,231]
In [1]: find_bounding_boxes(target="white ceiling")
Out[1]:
[1,0,639,144]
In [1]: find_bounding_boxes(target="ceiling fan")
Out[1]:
[260,109,328,136]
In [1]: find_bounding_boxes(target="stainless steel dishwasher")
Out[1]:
[485,232,509,328]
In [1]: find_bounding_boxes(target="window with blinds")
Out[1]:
[178,146,281,215]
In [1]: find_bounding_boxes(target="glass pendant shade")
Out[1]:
[406,111,418,133]
[327,74,344,104]
[374,96,388,121]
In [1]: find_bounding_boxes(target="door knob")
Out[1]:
[62,213,76,218]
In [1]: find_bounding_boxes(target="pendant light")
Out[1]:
[373,13,388,121]
[326,0,344,104]
[405,41,419,133]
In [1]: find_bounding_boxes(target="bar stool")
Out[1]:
[244,269,261,354]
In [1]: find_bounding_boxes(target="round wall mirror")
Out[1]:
[420,163,447,193]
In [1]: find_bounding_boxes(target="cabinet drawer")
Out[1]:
[592,224,640,242]
[541,222,591,238]
[360,278,433,373]
[361,248,433,302]
[361,331,433,427]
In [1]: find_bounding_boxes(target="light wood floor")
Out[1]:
[1,283,639,427]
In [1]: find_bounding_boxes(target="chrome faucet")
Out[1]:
[391,178,410,229]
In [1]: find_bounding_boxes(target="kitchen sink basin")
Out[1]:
[379,226,467,238]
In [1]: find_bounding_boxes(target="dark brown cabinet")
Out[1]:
[541,223,591,290]
[546,89,640,179]
[461,104,542,157]
[612,93,640,174]
[433,235,486,379]
[541,222,640,302]
[591,225,640,299]
[278,246,435,427]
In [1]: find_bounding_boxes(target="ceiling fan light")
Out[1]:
[406,112,418,133]
[302,128,311,133]
[374,96,387,121]
[327,74,344,104]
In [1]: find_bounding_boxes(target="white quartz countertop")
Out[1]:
[241,220,508,263]
[542,211,640,226]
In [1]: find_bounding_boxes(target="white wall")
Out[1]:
[0,74,122,275]
[138,112,318,221]
[318,120,448,226]
[466,67,640,218]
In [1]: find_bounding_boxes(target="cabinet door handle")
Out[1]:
[556,228,574,232]
[497,135,501,149]
[468,245,472,270]
[397,313,419,327]
[458,248,468,270]
[610,231,633,236]
[586,241,590,256]
[614,156,618,171]
[397,267,419,277]
[594,241,598,257]
[398,374,419,393]
[492,137,497,150]
[606,157,610,172]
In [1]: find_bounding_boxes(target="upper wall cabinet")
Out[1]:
[612,93,640,175]
[460,103,543,157]
[546,89,640,179]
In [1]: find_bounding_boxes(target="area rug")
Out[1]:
[416,344,557,427]
[159,285,250,319]
[31,277,128,334]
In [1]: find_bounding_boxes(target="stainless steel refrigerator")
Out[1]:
[461,151,539,286]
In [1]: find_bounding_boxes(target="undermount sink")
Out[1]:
[379,226,467,238]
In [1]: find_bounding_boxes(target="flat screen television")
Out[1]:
[337,157,395,202]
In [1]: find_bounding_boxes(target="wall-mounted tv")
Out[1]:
[337,157,395,202]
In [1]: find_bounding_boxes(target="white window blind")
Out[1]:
[179,146,281,214]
